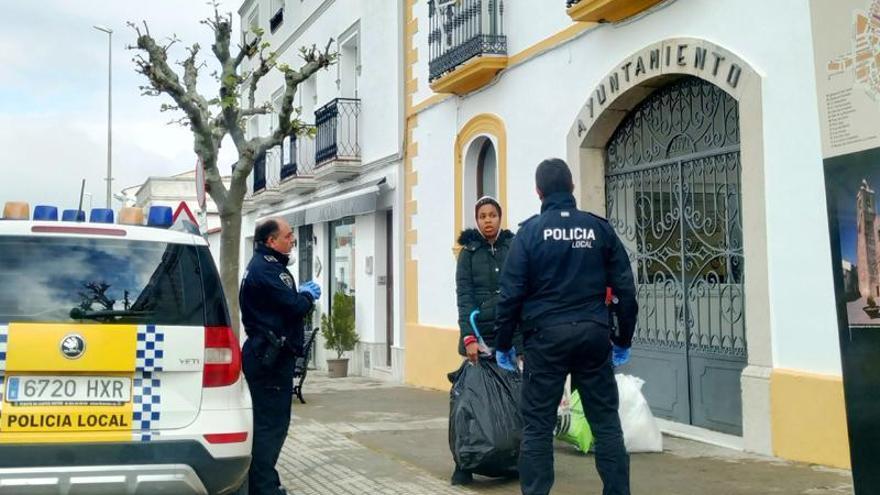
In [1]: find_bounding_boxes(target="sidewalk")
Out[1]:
[276,372,853,495]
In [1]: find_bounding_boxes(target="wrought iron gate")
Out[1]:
[604,77,747,435]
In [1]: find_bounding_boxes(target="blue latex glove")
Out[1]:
[299,280,321,300]
[612,345,630,367]
[495,347,517,372]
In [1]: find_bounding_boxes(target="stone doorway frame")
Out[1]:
[565,38,772,455]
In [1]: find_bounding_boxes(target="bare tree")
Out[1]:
[130,6,335,336]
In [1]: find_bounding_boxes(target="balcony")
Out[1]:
[252,151,284,206]
[428,0,507,95]
[565,0,666,23]
[314,98,361,182]
[278,126,318,194]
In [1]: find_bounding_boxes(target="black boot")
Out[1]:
[451,467,473,486]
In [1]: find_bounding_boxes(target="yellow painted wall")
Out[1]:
[771,369,851,469]
[404,325,463,391]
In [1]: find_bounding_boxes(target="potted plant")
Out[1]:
[321,291,358,378]
[864,295,880,319]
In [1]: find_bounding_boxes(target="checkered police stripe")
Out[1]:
[132,371,161,441]
[0,326,8,371]
[136,325,164,372]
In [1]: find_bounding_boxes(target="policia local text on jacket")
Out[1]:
[241,241,316,495]
[494,169,638,495]
[455,228,521,355]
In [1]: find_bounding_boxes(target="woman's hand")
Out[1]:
[466,342,480,363]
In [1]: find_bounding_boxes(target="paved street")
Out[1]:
[278,373,854,495]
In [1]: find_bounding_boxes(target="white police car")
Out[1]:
[0,202,251,494]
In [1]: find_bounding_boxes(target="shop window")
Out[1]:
[329,217,356,298]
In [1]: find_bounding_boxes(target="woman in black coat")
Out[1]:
[451,196,520,485]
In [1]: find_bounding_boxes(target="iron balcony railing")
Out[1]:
[314,98,361,165]
[428,0,506,82]
[280,125,317,180]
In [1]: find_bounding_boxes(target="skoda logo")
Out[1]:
[60,334,86,360]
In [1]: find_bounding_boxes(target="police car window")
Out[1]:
[0,236,207,326]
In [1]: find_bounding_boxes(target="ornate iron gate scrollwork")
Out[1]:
[604,77,747,434]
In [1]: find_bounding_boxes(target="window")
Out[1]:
[476,139,497,198]
[329,218,355,298]
[243,7,260,46]
[270,0,285,33]
[0,237,224,326]
[338,25,360,98]
[247,116,260,140]
[271,89,284,133]
[301,75,317,121]
[462,136,498,228]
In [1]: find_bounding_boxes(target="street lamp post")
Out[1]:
[93,25,113,208]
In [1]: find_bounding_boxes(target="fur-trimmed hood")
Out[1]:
[457,228,514,250]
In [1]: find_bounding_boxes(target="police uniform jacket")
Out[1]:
[455,228,522,355]
[240,244,315,380]
[494,192,638,352]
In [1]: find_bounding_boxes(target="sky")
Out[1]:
[0,0,240,211]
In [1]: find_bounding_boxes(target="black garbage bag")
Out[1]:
[448,359,522,477]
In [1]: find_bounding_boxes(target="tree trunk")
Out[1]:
[219,210,244,338]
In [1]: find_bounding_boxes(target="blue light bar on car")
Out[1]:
[62,209,86,222]
[89,208,115,224]
[33,205,58,221]
[147,206,173,228]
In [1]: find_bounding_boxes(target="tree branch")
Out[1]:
[130,20,226,208]
[247,47,277,109]
[252,39,336,156]
[130,23,211,138]
[207,8,253,153]
[182,43,211,113]
[240,106,272,117]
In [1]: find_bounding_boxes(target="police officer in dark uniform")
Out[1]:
[240,217,321,495]
[493,158,637,495]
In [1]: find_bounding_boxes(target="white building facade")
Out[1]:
[237,0,406,382]
[122,170,229,261]
[402,0,850,470]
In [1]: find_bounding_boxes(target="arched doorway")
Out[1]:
[605,76,747,435]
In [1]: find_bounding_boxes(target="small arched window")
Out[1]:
[476,139,497,199]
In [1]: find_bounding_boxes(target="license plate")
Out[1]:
[5,376,131,405]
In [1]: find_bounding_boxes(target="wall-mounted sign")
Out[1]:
[811,1,880,492]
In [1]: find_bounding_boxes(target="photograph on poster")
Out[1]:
[827,146,880,326]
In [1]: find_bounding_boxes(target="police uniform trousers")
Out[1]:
[520,320,629,495]
[243,338,293,495]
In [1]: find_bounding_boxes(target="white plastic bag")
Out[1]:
[615,373,663,453]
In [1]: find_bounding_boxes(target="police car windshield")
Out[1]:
[0,236,211,326]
